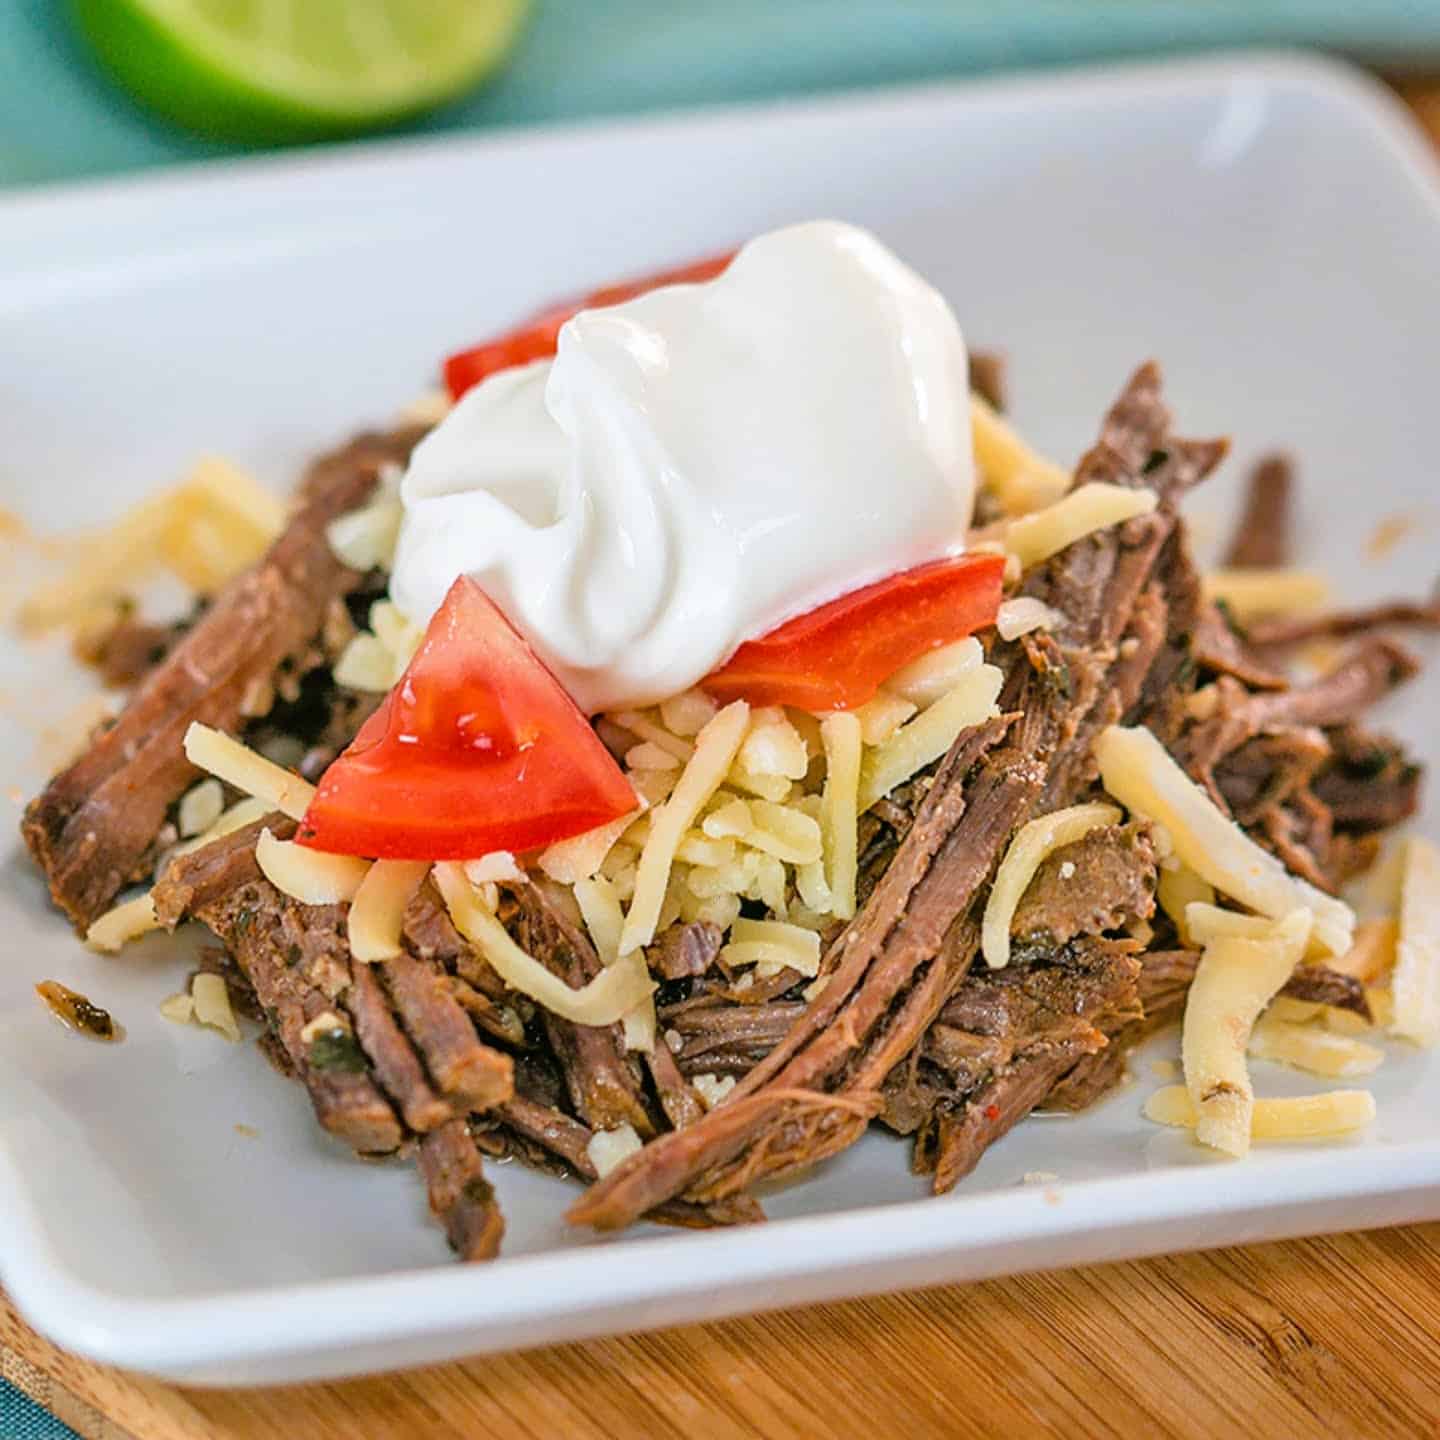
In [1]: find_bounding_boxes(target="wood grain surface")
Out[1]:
[4,76,1440,1440]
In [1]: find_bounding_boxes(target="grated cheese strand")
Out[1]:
[981,802,1121,968]
[1247,1017,1384,1079]
[575,874,625,968]
[348,859,430,963]
[435,863,655,1026]
[886,637,983,710]
[184,722,316,822]
[1005,483,1158,570]
[858,662,1003,813]
[820,711,863,923]
[720,917,822,978]
[1201,568,1329,623]
[256,827,370,906]
[1156,863,1215,949]
[1095,725,1353,957]
[1144,1084,1376,1141]
[538,806,643,885]
[619,701,749,957]
[85,892,159,954]
[969,394,1072,516]
[191,972,241,1043]
[1182,908,1312,1158]
[1391,836,1440,1046]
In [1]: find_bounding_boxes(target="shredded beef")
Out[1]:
[1010,823,1156,948]
[1313,725,1422,832]
[417,1119,504,1262]
[23,427,424,931]
[1247,596,1440,652]
[651,921,724,980]
[1222,453,1293,569]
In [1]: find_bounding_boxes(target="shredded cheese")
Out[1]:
[575,875,625,967]
[858,661,1003,812]
[658,688,719,737]
[1201,568,1330,623]
[982,802,1121,968]
[158,992,195,1025]
[177,779,224,839]
[738,709,810,779]
[886,637,983,709]
[1247,1017,1384,1078]
[1391,837,1440,1046]
[435,863,655,1025]
[1095,725,1353,957]
[969,394,1072,515]
[347,859,429,963]
[1005,483,1158,570]
[191,973,241,1043]
[463,852,524,885]
[586,1123,643,1178]
[820,711,863,923]
[853,691,918,746]
[619,701,749,957]
[720,918,822,977]
[1182,909,1312,1157]
[995,596,1063,642]
[1144,1084,1376,1141]
[184,723,316,822]
[86,892,159,954]
[692,1073,737,1109]
[1156,864,1215,948]
[326,496,403,572]
[537,807,642,885]
[1329,917,1398,985]
[256,827,370,906]
[333,633,398,692]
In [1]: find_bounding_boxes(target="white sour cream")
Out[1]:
[390,220,975,714]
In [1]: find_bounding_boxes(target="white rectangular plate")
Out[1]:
[2,52,1439,1387]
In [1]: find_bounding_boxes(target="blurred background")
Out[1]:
[2,0,1439,189]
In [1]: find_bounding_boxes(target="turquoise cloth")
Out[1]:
[0,1381,80,1440]
[2,0,1440,188]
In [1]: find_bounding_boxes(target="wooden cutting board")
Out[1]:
[5,1225,1440,1439]
[5,78,1440,1440]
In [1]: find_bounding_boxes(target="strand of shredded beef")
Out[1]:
[1222,453,1293,569]
[417,1118,505,1262]
[1247,596,1440,652]
[23,428,422,931]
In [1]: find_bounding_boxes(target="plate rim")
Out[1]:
[3,46,1439,1382]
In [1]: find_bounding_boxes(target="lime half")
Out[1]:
[71,0,532,144]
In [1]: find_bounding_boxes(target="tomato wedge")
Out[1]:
[702,554,1005,712]
[444,252,735,401]
[298,578,636,861]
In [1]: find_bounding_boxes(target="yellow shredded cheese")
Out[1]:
[1005,483,1158,570]
[326,496,403,572]
[1182,908,1312,1157]
[995,596,1063,642]
[168,796,272,866]
[1201,568,1330,623]
[820,711,862,923]
[333,633,398,692]
[738,709,809,779]
[1144,1084,1375,1141]
[969,394,1072,515]
[858,661,1003,812]
[853,691,918,746]
[619,701,749,957]
[184,723,316,821]
[1391,836,1440,1046]
[982,802,1121,968]
[885,637,983,709]
[191,972,241,1043]
[659,688,719,737]
[1156,863,1215,948]
[177,779,225,839]
[1095,725,1353,957]
[158,992,195,1025]
[1328,918,1398,985]
[586,1123,643,1178]
[1247,1017,1384,1078]
[85,892,159,954]
[720,918,822,977]
[575,875,625,967]
[435,863,655,1025]
[256,827,370,906]
[537,807,642,885]
[347,859,429,963]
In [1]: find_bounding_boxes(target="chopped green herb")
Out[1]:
[308,1028,367,1073]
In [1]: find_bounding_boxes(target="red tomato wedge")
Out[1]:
[702,554,1006,712]
[444,252,735,400]
[298,577,636,861]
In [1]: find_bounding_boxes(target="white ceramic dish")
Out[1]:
[2,52,1439,1387]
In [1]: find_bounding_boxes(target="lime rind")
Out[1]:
[71,0,531,143]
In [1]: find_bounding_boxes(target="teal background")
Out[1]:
[0,0,1437,1435]
[2,1,1440,188]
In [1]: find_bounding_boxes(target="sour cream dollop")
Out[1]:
[390,220,975,715]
